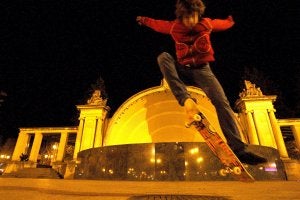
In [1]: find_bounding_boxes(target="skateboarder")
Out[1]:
[137,0,267,165]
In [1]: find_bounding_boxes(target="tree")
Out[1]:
[0,90,7,107]
[20,153,29,162]
[0,90,8,145]
[292,65,300,117]
[0,138,16,158]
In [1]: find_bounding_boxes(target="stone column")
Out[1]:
[268,109,289,158]
[245,111,259,145]
[291,125,300,150]
[93,117,102,147]
[252,111,265,146]
[29,132,43,162]
[252,110,277,148]
[5,131,31,173]
[76,105,110,152]
[56,132,69,162]
[73,117,84,159]
[80,117,97,151]
[11,131,30,161]
[94,109,109,148]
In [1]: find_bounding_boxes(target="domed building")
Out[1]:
[4,80,300,181]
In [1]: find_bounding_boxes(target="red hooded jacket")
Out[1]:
[139,16,235,66]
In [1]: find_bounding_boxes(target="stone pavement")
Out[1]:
[0,178,299,200]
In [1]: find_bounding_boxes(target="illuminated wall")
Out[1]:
[104,81,226,146]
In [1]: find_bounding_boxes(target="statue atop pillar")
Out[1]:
[87,90,107,106]
[239,80,264,98]
[86,76,108,106]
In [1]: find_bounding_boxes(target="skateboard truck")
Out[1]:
[185,113,203,128]
[219,166,242,177]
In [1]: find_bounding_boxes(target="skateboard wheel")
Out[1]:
[185,122,191,128]
[233,167,242,175]
[193,114,202,121]
[218,169,228,177]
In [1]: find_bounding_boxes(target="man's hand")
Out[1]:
[227,15,234,22]
[136,16,142,25]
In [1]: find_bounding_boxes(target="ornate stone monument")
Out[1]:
[74,80,287,181]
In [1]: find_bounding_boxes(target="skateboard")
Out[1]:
[186,112,255,182]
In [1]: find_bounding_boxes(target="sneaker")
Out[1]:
[184,98,199,122]
[235,150,267,165]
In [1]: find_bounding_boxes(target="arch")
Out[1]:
[104,81,225,146]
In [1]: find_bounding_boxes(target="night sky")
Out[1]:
[0,0,299,139]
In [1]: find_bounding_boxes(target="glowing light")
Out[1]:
[127,168,134,174]
[150,158,155,163]
[128,168,134,172]
[151,147,155,155]
[0,155,10,160]
[189,148,199,155]
[270,163,277,168]
[156,158,162,164]
[265,162,278,172]
[52,144,58,150]
[185,161,189,166]
[196,157,204,163]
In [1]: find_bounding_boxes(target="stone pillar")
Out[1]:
[245,111,259,145]
[268,109,289,158]
[76,105,110,152]
[56,132,69,162]
[252,111,265,146]
[29,132,43,162]
[93,117,102,148]
[4,131,31,173]
[235,80,284,150]
[80,117,97,150]
[94,110,109,148]
[252,110,277,148]
[11,131,30,161]
[73,117,84,159]
[291,125,300,150]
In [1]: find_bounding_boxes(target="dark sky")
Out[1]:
[0,0,299,139]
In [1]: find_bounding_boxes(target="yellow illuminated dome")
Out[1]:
[104,80,225,146]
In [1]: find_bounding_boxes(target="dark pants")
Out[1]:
[157,52,246,151]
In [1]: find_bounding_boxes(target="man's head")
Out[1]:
[175,0,206,28]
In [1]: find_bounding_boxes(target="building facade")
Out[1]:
[4,80,300,180]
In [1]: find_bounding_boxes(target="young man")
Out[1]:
[136,0,267,165]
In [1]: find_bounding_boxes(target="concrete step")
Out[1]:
[7,168,62,179]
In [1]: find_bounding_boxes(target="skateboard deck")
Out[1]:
[186,112,255,182]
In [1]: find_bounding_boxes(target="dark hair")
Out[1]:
[175,0,206,19]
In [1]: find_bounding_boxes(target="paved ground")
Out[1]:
[0,178,300,200]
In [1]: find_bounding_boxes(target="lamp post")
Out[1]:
[51,143,58,163]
